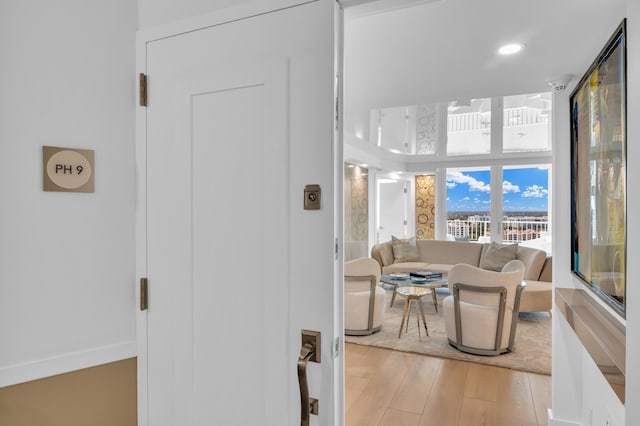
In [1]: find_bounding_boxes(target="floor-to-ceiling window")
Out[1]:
[363,91,552,252]
[446,167,491,241]
[502,165,551,249]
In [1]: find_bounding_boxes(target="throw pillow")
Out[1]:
[378,243,395,266]
[480,242,518,272]
[391,235,418,263]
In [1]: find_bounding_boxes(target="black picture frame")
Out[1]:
[570,19,627,317]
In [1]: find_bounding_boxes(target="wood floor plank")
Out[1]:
[389,353,442,414]
[345,343,390,379]
[527,373,551,426]
[378,408,421,426]
[464,363,498,402]
[346,349,413,426]
[417,359,469,426]
[496,369,537,426]
[458,397,498,426]
[345,375,370,413]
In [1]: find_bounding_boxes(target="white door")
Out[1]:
[377,180,407,242]
[136,2,341,425]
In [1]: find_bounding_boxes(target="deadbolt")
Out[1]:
[304,185,321,210]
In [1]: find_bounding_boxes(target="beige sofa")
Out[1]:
[371,239,552,314]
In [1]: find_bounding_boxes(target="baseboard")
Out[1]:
[547,409,582,426]
[0,341,136,387]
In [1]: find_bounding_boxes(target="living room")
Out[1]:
[340,0,630,424]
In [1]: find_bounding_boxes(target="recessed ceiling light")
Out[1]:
[498,43,524,55]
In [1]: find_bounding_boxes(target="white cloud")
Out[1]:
[522,184,548,198]
[502,180,520,194]
[462,197,470,200]
[446,171,490,192]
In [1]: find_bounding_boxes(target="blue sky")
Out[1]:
[446,167,549,212]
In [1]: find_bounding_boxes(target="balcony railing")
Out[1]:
[447,107,548,133]
[446,218,549,243]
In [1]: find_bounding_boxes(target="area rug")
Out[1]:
[345,289,551,375]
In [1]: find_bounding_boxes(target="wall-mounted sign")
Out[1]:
[43,146,94,193]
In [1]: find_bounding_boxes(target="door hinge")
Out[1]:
[335,73,341,131]
[139,73,148,107]
[140,277,148,310]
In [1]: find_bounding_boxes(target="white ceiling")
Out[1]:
[343,0,626,140]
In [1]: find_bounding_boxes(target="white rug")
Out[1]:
[345,289,551,375]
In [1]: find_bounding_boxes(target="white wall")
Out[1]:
[138,0,240,28]
[0,0,137,386]
[138,0,315,29]
[550,5,633,425]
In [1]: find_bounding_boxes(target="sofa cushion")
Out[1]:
[377,242,395,266]
[422,263,453,275]
[416,239,484,266]
[371,241,395,267]
[392,235,418,262]
[382,262,429,274]
[480,242,518,271]
[516,246,548,281]
[520,280,552,312]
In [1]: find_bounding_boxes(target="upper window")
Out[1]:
[370,91,551,156]
[376,106,415,154]
[447,98,491,156]
[503,93,552,152]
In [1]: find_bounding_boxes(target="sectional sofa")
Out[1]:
[370,238,552,313]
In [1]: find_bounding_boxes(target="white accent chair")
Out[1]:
[344,258,386,335]
[443,260,526,356]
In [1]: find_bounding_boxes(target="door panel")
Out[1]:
[378,180,406,242]
[139,2,337,425]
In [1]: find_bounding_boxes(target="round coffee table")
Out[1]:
[380,273,447,311]
[396,286,430,339]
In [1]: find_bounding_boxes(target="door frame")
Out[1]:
[135,1,344,425]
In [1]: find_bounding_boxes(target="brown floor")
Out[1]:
[345,342,551,426]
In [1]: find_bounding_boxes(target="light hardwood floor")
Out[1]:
[345,342,551,426]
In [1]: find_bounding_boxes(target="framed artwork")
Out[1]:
[570,19,627,317]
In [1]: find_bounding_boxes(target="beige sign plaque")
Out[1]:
[43,146,94,192]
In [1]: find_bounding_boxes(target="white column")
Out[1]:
[490,97,504,243]
[435,167,448,240]
[490,165,503,243]
[435,102,449,240]
[370,170,379,245]
[490,96,503,155]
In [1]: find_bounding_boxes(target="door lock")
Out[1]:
[304,185,321,210]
